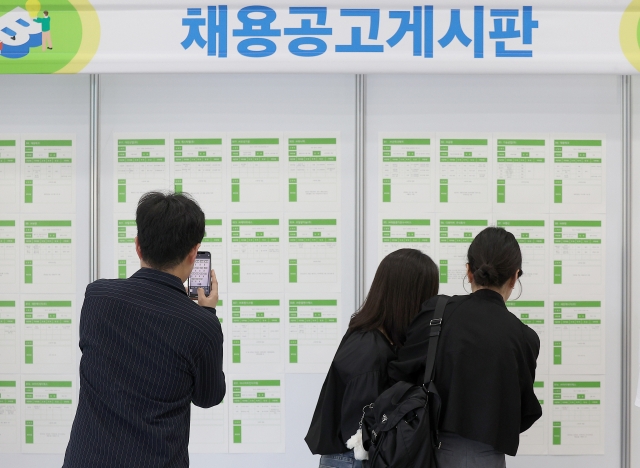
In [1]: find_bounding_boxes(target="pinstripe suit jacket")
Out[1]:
[63,268,225,468]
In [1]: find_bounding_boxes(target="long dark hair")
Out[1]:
[467,227,522,288]
[349,249,439,347]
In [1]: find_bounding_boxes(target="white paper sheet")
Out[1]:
[114,134,170,213]
[0,376,19,453]
[551,135,606,214]
[285,134,340,212]
[548,376,604,455]
[0,135,20,213]
[550,298,605,375]
[379,217,434,262]
[285,295,341,374]
[228,135,283,212]
[228,215,283,293]
[170,134,226,212]
[189,397,229,454]
[0,296,19,375]
[493,135,550,213]
[379,134,435,213]
[20,135,76,214]
[228,296,285,373]
[285,215,340,293]
[20,216,76,295]
[19,297,75,376]
[0,219,19,291]
[228,376,285,453]
[436,134,491,212]
[550,215,605,292]
[21,375,75,453]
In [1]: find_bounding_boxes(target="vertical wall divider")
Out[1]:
[90,74,100,283]
[622,74,632,468]
[355,74,366,307]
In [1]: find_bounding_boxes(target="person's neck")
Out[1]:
[140,260,189,283]
[471,284,510,303]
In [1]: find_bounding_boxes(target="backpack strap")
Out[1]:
[423,296,449,386]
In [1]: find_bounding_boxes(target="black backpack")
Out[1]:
[362,296,449,468]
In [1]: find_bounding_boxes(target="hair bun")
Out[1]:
[473,263,500,287]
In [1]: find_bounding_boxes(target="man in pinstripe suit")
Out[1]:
[63,192,225,468]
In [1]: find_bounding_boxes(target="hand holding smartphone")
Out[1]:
[188,251,211,297]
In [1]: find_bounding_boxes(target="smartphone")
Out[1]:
[188,251,211,298]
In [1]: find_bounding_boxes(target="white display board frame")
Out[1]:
[364,74,623,467]
[0,73,630,467]
[0,76,91,467]
[97,74,357,467]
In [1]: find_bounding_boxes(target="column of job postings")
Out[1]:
[0,134,78,454]
[378,133,606,455]
[113,133,342,453]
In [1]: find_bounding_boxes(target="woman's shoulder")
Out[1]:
[333,329,395,378]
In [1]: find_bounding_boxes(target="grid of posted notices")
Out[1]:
[114,133,341,453]
[378,133,606,455]
[0,134,78,454]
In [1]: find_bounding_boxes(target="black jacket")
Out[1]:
[305,329,396,455]
[63,268,225,468]
[388,290,541,456]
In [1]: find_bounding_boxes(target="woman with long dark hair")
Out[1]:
[388,227,542,468]
[305,248,439,468]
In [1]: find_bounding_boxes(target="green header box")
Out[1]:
[289,219,336,226]
[0,140,16,146]
[205,219,223,226]
[289,300,337,306]
[24,140,72,147]
[232,219,279,226]
[440,220,488,226]
[174,139,222,145]
[496,139,545,146]
[554,221,601,227]
[553,301,601,308]
[24,301,71,307]
[382,139,430,145]
[383,219,430,226]
[0,221,16,226]
[439,139,488,145]
[553,381,601,388]
[232,300,280,306]
[117,139,165,146]
[506,301,545,307]
[231,138,279,145]
[117,220,136,226]
[288,138,336,144]
[554,140,602,147]
[24,381,72,387]
[24,221,71,227]
[496,220,544,227]
[232,380,281,386]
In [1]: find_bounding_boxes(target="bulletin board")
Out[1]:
[0,75,91,467]
[364,74,622,467]
[97,74,357,467]
[0,73,624,468]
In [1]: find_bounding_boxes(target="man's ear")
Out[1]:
[135,237,143,260]
[188,243,201,264]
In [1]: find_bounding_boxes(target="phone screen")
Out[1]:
[189,252,211,297]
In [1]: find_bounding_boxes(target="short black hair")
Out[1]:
[136,192,205,270]
[467,227,522,288]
